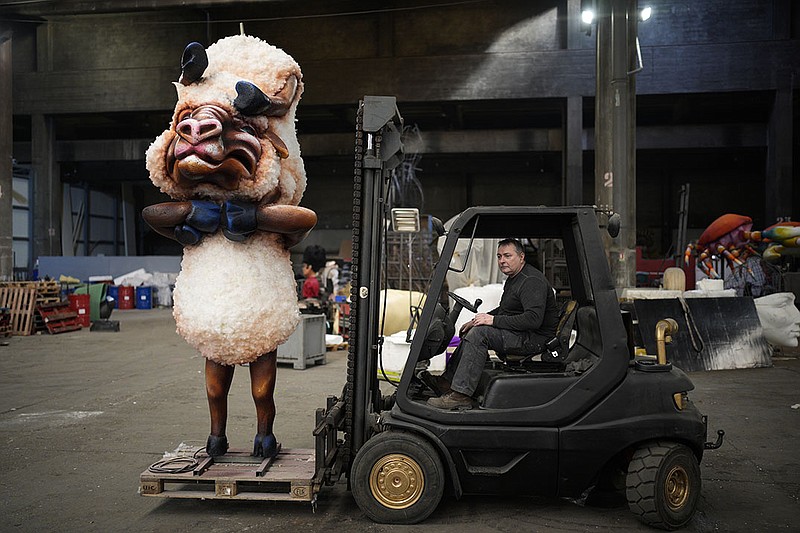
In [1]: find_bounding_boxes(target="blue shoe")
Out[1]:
[253,433,278,458]
[206,434,229,457]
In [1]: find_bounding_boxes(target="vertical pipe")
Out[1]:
[0,30,12,281]
[564,95,584,205]
[594,0,637,289]
[83,183,90,256]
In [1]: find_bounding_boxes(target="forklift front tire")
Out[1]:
[351,431,445,524]
[626,441,701,530]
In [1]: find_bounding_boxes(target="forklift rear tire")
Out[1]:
[626,441,701,531]
[351,431,445,524]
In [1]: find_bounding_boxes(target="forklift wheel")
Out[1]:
[626,441,701,530]
[351,431,445,524]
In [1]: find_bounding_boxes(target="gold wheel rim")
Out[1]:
[665,465,690,510]
[369,453,425,509]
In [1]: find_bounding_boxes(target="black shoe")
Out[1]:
[206,434,229,457]
[417,371,452,396]
[427,391,473,410]
[253,433,279,459]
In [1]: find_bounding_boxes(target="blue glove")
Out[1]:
[221,200,258,242]
[174,200,221,245]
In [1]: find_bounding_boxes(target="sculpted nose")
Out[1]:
[176,116,222,144]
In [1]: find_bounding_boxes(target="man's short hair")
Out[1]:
[498,238,524,255]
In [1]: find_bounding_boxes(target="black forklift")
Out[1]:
[313,96,724,530]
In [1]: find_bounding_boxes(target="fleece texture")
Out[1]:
[174,233,300,364]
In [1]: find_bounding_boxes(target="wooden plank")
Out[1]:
[140,448,318,502]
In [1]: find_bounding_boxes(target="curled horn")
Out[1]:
[234,81,271,116]
[234,75,299,117]
[178,42,208,86]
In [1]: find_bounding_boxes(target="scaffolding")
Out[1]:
[384,215,438,293]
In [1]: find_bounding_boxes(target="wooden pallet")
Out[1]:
[35,280,62,305]
[140,448,318,502]
[0,286,36,336]
[36,302,82,334]
[326,342,348,352]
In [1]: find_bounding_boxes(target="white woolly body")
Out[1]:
[173,232,299,365]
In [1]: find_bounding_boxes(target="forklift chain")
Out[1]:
[345,99,384,469]
[344,101,363,462]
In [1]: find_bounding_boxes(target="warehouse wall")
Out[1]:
[1,0,798,275]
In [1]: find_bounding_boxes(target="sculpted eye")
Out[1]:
[241,124,257,136]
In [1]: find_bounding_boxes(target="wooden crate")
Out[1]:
[140,448,318,502]
[0,285,36,336]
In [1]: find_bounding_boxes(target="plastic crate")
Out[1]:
[277,314,326,370]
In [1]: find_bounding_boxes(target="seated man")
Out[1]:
[426,238,560,409]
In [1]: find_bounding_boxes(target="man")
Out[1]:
[426,238,560,409]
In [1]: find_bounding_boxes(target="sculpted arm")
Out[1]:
[256,204,317,248]
[142,202,193,240]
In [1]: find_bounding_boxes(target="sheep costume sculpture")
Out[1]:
[142,35,317,459]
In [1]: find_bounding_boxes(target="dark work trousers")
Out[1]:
[442,325,549,397]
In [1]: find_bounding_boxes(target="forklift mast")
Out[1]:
[315,97,404,481]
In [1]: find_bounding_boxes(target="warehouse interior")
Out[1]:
[1,2,800,530]
[1,0,798,285]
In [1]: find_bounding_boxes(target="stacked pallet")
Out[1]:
[0,281,79,335]
[34,280,62,305]
[36,302,82,334]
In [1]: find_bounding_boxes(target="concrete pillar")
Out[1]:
[594,0,637,289]
[564,95,583,205]
[0,30,12,281]
[765,73,793,225]
[31,22,61,261]
[31,113,61,259]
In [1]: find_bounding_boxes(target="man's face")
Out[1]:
[497,243,525,277]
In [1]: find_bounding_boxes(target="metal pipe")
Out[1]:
[655,318,678,365]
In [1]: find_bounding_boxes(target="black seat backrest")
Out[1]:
[564,305,601,364]
[555,300,578,354]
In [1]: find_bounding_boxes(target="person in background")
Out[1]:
[301,245,327,299]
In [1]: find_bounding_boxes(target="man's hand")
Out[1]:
[459,313,494,336]
[473,313,494,327]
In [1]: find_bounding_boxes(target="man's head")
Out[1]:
[497,238,526,277]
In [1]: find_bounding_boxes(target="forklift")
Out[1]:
[313,96,725,530]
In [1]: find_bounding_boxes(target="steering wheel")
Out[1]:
[448,292,481,314]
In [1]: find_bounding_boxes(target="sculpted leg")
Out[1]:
[205,359,235,456]
[249,350,279,458]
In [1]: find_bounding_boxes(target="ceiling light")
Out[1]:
[640,6,652,21]
[581,9,595,25]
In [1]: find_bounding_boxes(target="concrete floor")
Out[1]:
[1,308,798,532]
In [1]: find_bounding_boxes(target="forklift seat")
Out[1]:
[498,299,579,369]
[479,305,601,409]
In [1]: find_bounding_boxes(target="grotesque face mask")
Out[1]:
[146,35,306,206]
[755,292,800,347]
